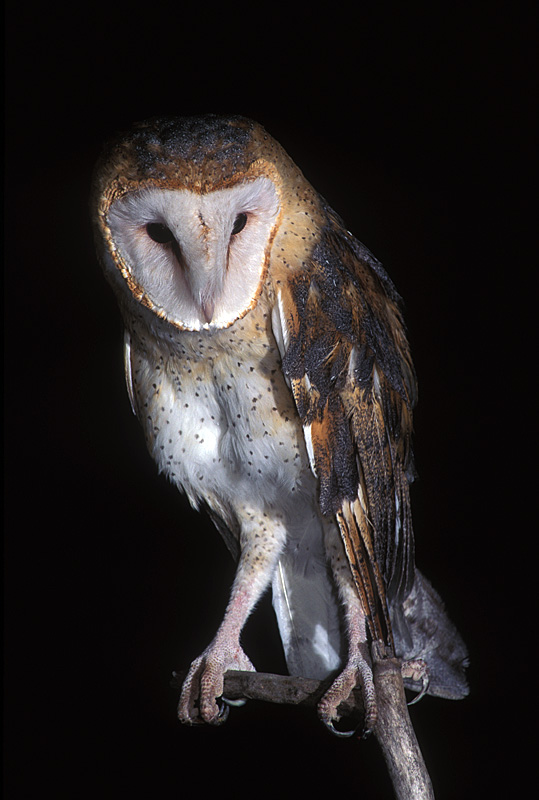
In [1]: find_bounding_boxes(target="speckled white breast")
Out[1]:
[125,307,344,679]
[126,312,314,516]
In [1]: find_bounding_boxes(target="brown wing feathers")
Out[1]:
[337,500,393,646]
[279,212,417,649]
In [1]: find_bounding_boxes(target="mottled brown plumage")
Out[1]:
[92,115,468,735]
[274,201,419,653]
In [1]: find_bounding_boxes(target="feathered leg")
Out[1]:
[178,507,287,725]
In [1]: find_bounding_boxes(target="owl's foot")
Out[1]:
[177,637,255,725]
[401,658,430,705]
[318,644,376,738]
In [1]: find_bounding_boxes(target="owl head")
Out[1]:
[92,115,322,332]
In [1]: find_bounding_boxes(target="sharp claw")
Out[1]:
[222,695,247,707]
[406,671,430,706]
[407,677,430,706]
[322,718,358,738]
[402,659,430,706]
[215,699,230,723]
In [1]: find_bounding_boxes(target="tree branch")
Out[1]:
[172,650,434,800]
[371,647,435,799]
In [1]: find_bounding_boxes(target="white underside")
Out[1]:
[272,550,343,679]
[126,329,344,680]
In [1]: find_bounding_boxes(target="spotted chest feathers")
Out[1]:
[126,305,313,517]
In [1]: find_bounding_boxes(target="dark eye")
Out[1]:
[146,222,174,244]
[231,213,247,236]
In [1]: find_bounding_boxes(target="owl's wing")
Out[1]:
[271,206,417,651]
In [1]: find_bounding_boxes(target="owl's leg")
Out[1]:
[318,522,376,736]
[178,509,287,725]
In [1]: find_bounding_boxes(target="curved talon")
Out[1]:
[402,658,430,706]
[222,696,247,708]
[215,699,230,723]
[407,674,430,706]
[322,719,358,738]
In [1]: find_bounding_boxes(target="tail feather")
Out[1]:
[272,553,343,680]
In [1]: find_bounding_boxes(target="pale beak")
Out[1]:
[201,298,215,324]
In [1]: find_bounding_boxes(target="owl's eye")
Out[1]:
[146,222,175,244]
[231,213,247,236]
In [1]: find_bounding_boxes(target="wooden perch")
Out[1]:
[371,650,435,800]
[172,648,434,800]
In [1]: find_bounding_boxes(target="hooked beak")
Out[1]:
[200,297,215,324]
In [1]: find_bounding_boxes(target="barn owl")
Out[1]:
[92,115,468,734]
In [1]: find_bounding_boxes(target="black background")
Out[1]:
[5,3,534,797]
